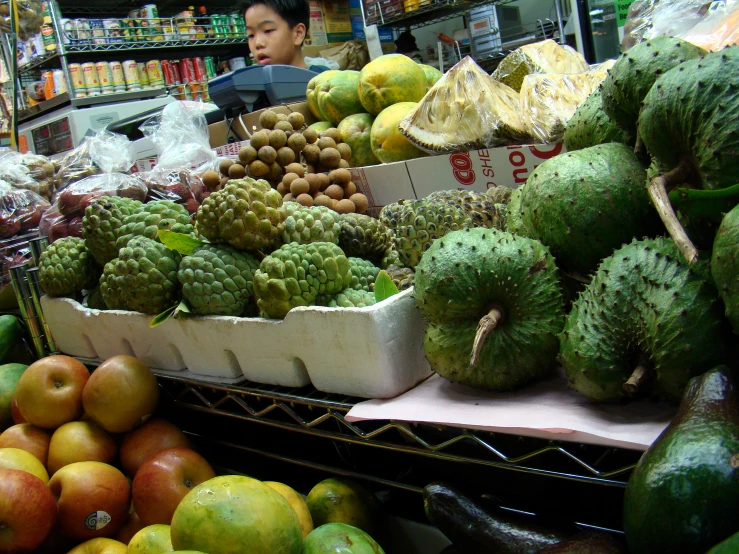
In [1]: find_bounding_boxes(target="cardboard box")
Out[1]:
[349,0,394,42]
[306,0,353,46]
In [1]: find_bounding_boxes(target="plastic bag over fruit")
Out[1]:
[0,187,51,239]
[0,147,43,197]
[399,56,532,155]
[54,135,104,193]
[0,0,44,41]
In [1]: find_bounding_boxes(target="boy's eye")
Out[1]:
[247,34,254,39]
[265,28,275,34]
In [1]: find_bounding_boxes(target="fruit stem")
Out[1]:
[648,163,699,264]
[469,305,505,369]
[623,356,652,396]
[634,130,649,165]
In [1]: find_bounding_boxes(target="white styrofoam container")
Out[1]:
[40,288,431,399]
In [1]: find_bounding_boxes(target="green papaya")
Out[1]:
[306,479,379,535]
[0,315,23,364]
[706,531,739,554]
[0,363,28,431]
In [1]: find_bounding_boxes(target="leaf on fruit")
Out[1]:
[157,230,203,255]
[149,304,177,328]
[173,299,191,319]
[374,270,399,303]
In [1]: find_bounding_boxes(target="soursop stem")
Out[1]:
[648,164,699,264]
[623,357,652,396]
[469,305,505,369]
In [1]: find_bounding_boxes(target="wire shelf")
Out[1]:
[365,0,515,29]
[64,36,248,53]
[17,53,61,74]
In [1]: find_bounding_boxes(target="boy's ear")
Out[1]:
[292,22,307,46]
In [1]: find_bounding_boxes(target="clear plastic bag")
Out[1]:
[682,1,739,50]
[0,0,44,41]
[399,56,531,155]
[138,168,206,214]
[54,138,103,194]
[0,187,51,239]
[39,205,83,243]
[0,147,42,196]
[55,172,147,218]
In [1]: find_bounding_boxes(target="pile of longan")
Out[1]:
[279,167,368,214]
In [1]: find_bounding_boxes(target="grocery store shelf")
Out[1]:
[70,87,167,107]
[64,37,249,54]
[18,93,71,123]
[18,53,61,74]
[56,1,252,16]
[366,0,515,29]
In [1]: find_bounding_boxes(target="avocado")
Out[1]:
[706,531,739,554]
[623,365,739,554]
[423,483,572,554]
[536,530,628,553]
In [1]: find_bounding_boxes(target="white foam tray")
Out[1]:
[40,288,431,399]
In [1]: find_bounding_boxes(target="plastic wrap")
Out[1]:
[491,39,591,92]
[520,70,609,144]
[138,169,207,214]
[0,0,44,41]
[682,1,739,50]
[54,138,103,193]
[398,56,531,155]
[0,148,43,197]
[0,187,51,239]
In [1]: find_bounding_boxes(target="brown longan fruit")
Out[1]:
[344,181,357,196]
[306,164,316,175]
[268,129,288,149]
[259,109,279,130]
[317,173,330,191]
[314,194,332,208]
[320,148,341,169]
[276,147,296,167]
[220,176,230,189]
[282,172,300,187]
[303,128,318,144]
[325,184,344,200]
[287,112,305,130]
[238,145,258,165]
[302,144,320,164]
[350,193,369,213]
[202,170,221,190]
[268,162,283,182]
[258,145,277,165]
[284,163,305,177]
[317,137,337,150]
[288,133,307,153]
[249,160,270,178]
[338,159,350,169]
[275,121,293,133]
[250,130,270,149]
[219,158,235,176]
[329,168,351,185]
[305,173,321,195]
[296,193,313,206]
[323,128,341,143]
[283,193,294,202]
[290,178,310,196]
[276,113,289,122]
[228,163,246,179]
[330,199,339,210]
[337,143,352,161]
[335,199,356,214]
[276,182,288,195]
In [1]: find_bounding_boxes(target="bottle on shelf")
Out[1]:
[196,6,211,38]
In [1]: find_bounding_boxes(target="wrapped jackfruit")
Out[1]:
[491,39,590,92]
[398,56,531,155]
[520,70,609,144]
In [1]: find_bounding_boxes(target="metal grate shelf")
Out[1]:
[366,0,515,29]
[17,53,61,74]
[64,37,248,54]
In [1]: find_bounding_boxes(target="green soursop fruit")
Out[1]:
[393,200,473,269]
[484,185,513,205]
[177,244,260,317]
[276,202,341,247]
[116,200,195,250]
[348,257,381,291]
[83,196,143,266]
[100,236,181,315]
[196,177,286,251]
[563,88,629,151]
[503,185,529,237]
[339,213,392,263]
[711,204,739,334]
[375,265,414,291]
[415,228,565,391]
[520,143,661,274]
[38,237,97,297]
[560,237,727,403]
[602,36,706,137]
[639,46,739,264]
[426,189,506,230]
[253,241,351,319]
[319,289,377,308]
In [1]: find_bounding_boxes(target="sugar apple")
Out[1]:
[392,200,473,269]
[38,237,97,297]
[380,244,403,269]
[379,201,407,231]
[178,244,260,317]
[484,185,513,205]
[196,177,286,251]
[116,200,195,250]
[339,213,392,263]
[275,202,340,247]
[374,265,414,291]
[415,227,564,391]
[348,257,380,292]
[85,285,106,310]
[100,236,181,315]
[254,242,352,319]
[426,189,506,230]
[83,196,143,266]
[319,289,377,308]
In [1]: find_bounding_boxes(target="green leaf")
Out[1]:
[149,305,177,328]
[157,230,203,255]
[669,183,739,223]
[173,299,192,319]
[374,270,399,303]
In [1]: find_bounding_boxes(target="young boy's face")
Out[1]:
[245,4,306,66]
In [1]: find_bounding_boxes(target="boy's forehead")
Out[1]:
[245,4,283,24]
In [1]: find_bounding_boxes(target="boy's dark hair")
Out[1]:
[240,0,310,30]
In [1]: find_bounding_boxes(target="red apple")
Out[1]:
[10,396,27,424]
[15,355,90,429]
[48,461,131,541]
[119,418,192,477]
[47,421,117,475]
[0,423,51,466]
[132,447,215,526]
[0,468,57,552]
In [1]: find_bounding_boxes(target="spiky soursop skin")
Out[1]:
[276,202,340,247]
[711,204,739,334]
[83,196,143,266]
[415,228,564,391]
[426,189,506,230]
[178,245,260,317]
[253,242,351,319]
[116,200,195,250]
[100,236,181,315]
[338,213,392,263]
[319,289,377,308]
[484,185,512,205]
[601,36,706,136]
[563,88,629,151]
[348,257,380,292]
[197,177,286,251]
[38,237,97,297]
[520,143,660,274]
[560,237,727,403]
[393,201,473,269]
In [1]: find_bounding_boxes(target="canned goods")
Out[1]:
[179,58,197,84]
[140,4,159,19]
[171,60,182,85]
[204,57,217,79]
[41,71,55,99]
[67,63,86,97]
[146,60,164,85]
[149,18,163,41]
[161,19,176,40]
[228,57,247,71]
[95,61,115,93]
[75,19,92,44]
[137,62,150,87]
[230,13,246,37]
[90,20,107,45]
[161,60,176,86]
[31,33,45,57]
[102,19,123,43]
[123,60,141,90]
[59,19,73,44]
[120,19,136,42]
[41,24,57,51]
[81,62,101,95]
[52,70,68,95]
[193,57,206,82]
[109,61,126,92]
[127,9,140,18]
